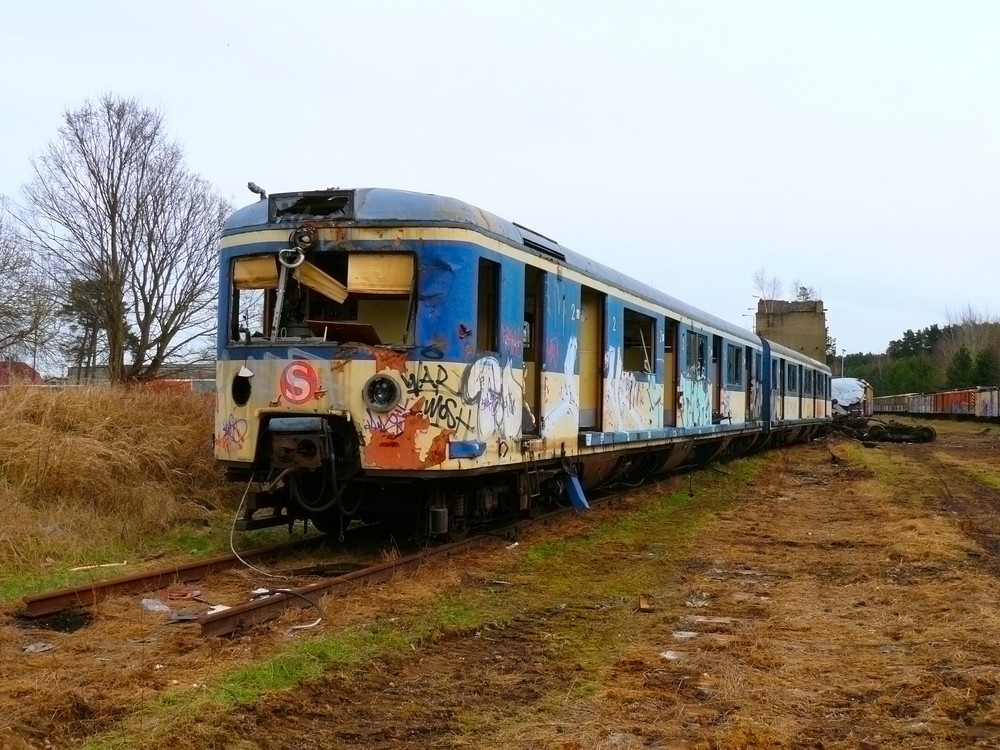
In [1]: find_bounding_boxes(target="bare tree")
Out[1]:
[753,268,782,314]
[0,199,56,370]
[18,96,231,383]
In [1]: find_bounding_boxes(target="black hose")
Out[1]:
[289,470,339,514]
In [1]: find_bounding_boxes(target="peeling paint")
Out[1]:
[374,347,410,375]
[423,428,455,467]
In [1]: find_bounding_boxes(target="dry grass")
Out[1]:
[0,385,237,576]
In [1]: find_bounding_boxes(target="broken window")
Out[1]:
[230,255,278,342]
[623,309,655,373]
[229,251,415,346]
[685,331,708,378]
[726,344,743,386]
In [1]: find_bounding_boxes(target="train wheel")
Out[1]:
[446,519,470,542]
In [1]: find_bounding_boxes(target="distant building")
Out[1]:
[755,299,827,363]
[0,361,43,385]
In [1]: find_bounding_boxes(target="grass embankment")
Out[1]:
[0,386,242,601]
[85,458,762,749]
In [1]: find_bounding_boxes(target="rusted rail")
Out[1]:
[197,486,642,637]
[20,537,328,618]
[198,526,523,637]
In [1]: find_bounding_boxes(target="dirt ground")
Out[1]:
[4,422,1000,749]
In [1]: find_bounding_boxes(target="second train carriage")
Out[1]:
[215,187,831,537]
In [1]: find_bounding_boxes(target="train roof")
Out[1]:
[225,187,826,369]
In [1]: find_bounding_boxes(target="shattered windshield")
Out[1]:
[230,252,415,346]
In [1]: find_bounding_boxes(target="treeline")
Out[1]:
[840,312,1000,396]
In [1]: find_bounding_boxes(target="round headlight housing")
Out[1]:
[363,375,401,412]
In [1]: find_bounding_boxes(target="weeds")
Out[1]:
[0,386,241,596]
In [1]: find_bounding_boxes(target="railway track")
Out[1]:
[19,487,633,637]
[199,525,524,636]
[19,535,332,618]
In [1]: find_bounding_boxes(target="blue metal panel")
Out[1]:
[566,473,590,511]
[543,275,581,374]
[447,440,486,459]
[498,258,524,365]
[605,297,625,380]
[414,244,476,361]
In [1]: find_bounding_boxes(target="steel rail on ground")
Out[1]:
[197,489,635,637]
[20,537,329,617]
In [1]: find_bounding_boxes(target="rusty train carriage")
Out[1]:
[875,387,1000,420]
[215,188,831,537]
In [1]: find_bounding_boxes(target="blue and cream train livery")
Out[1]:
[215,188,831,537]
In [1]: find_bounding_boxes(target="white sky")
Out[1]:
[2,1,998,355]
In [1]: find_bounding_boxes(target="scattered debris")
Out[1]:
[140,598,171,615]
[832,415,936,443]
[164,586,202,601]
[638,594,655,612]
[22,641,55,654]
[69,560,127,572]
[681,615,740,625]
[685,591,711,608]
[168,611,201,623]
[659,650,685,662]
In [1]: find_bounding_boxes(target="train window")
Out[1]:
[230,255,278,341]
[230,251,416,346]
[685,331,708,378]
[477,258,500,352]
[725,344,743,386]
[772,360,780,391]
[804,369,813,395]
[623,309,655,373]
[787,364,798,393]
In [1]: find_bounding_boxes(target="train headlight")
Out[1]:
[363,375,400,412]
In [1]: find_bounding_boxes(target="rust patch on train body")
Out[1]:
[364,398,430,469]
[423,428,455,467]
[374,348,410,375]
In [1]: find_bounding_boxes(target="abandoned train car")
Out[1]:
[215,187,831,538]
[875,387,1000,420]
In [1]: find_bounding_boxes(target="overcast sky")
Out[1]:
[3,1,998,355]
